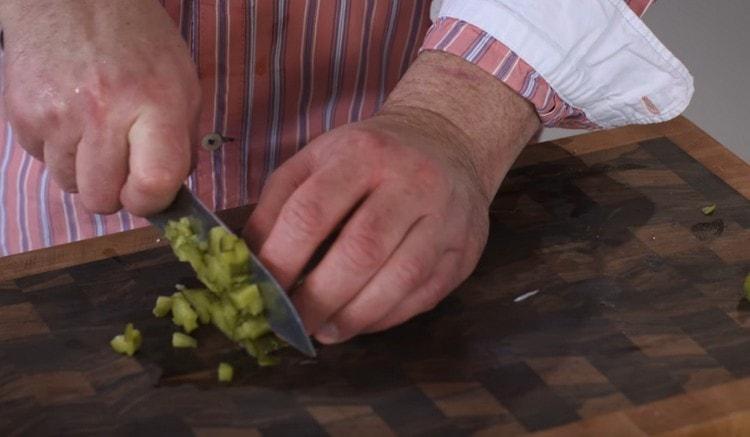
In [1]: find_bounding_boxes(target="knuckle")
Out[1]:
[81,69,119,102]
[55,177,78,193]
[332,312,360,339]
[348,129,391,160]
[46,149,77,193]
[420,281,449,312]
[393,257,427,291]
[7,98,45,129]
[281,196,327,240]
[351,127,388,149]
[339,230,384,271]
[80,190,120,215]
[131,168,181,197]
[49,166,78,193]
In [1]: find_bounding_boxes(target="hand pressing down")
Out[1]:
[0,0,201,216]
[244,49,540,345]
[244,110,493,344]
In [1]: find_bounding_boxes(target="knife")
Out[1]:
[147,185,316,357]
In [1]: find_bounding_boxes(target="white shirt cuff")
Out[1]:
[432,0,694,128]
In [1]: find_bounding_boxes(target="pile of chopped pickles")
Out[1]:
[111,217,286,378]
[157,217,286,367]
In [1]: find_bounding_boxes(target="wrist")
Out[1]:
[381,50,540,198]
[375,104,492,203]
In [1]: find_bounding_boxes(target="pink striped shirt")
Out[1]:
[0,0,654,256]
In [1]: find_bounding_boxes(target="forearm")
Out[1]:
[0,1,157,36]
[381,50,540,200]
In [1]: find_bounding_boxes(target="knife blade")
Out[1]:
[147,185,316,357]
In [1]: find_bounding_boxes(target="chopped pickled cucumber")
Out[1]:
[241,335,286,364]
[171,293,199,333]
[110,335,135,356]
[111,323,142,356]
[234,316,271,340]
[181,287,214,324]
[221,232,239,252]
[152,296,173,318]
[253,335,286,356]
[206,255,232,293]
[172,332,198,348]
[702,204,717,215]
[218,362,234,382]
[231,243,251,276]
[229,284,264,315]
[163,219,288,367]
[209,226,224,256]
[209,297,239,339]
[256,355,281,367]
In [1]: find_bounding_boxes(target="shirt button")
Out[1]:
[201,133,225,151]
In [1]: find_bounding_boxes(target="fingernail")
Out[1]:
[316,323,339,344]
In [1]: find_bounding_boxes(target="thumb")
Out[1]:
[120,109,193,216]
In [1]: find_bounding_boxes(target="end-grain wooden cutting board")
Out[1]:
[1,117,750,436]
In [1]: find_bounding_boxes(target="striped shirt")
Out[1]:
[0,0,655,256]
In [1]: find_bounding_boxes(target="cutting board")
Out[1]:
[2,117,750,436]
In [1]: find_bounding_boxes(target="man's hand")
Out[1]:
[0,0,200,215]
[245,51,540,344]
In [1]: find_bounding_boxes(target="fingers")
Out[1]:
[242,151,314,250]
[44,141,79,192]
[255,158,372,288]
[313,215,443,344]
[362,249,465,334]
[120,108,193,216]
[16,135,44,161]
[10,121,44,161]
[76,128,128,213]
[292,184,426,336]
[39,125,83,192]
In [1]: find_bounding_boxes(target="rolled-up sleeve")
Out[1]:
[420,0,693,129]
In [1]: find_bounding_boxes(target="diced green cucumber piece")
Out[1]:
[181,288,214,324]
[110,335,135,356]
[232,274,252,286]
[702,204,717,215]
[221,232,239,252]
[152,296,173,318]
[209,297,239,339]
[241,335,285,365]
[110,323,141,356]
[229,284,264,315]
[171,293,199,333]
[254,335,286,356]
[209,226,225,256]
[172,332,198,348]
[206,255,232,293]
[241,340,258,357]
[234,316,271,340]
[218,362,234,382]
[233,241,250,265]
[176,244,206,272]
[124,323,142,345]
